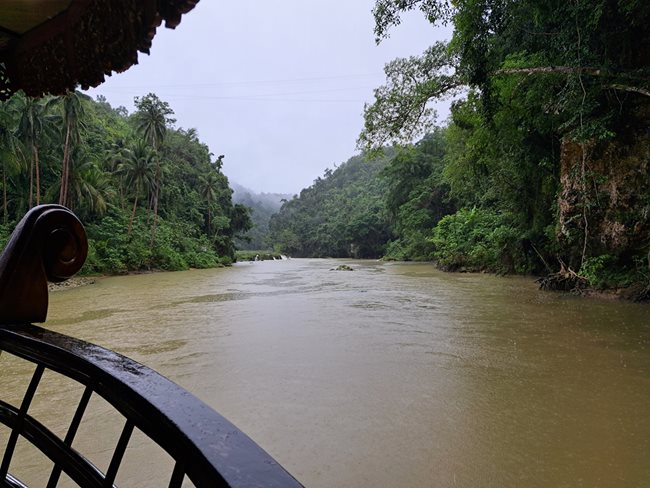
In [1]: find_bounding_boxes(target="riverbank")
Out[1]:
[578,283,650,303]
[422,260,650,303]
[50,258,240,292]
[48,277,97,292]
[48,265,226,292]
[387,257,650,303]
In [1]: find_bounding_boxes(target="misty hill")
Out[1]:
[268,152,394,258]
[231,182,292,250]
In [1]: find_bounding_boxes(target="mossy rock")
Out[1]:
[331,264,354,271]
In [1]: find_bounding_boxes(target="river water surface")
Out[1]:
[2,259,649,487]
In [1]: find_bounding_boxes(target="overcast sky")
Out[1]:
[85,1,451,195]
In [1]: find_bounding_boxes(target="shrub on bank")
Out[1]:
[580,254,647,290]
[81,210,222,274]
[429,208,524,273]
[383,231,436,261]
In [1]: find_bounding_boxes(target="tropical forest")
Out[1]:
[270,0,650,299]
[0,92,251,274]
[0,1,649,487]
[0,0,648,301]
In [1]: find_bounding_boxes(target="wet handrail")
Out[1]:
[0,206,303,487]
[0,323,302,487]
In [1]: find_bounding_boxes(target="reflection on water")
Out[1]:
[2,259,649,487]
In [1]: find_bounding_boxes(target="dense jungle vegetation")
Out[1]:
[0,1,647,297]
[271,0,650,296]
[269,153,394,258]
[0,92,251,273]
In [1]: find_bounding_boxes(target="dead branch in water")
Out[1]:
[537,260,589,292]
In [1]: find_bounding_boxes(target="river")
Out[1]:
[2,259,649,487]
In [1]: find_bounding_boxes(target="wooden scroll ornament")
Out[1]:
[0,205,87,324]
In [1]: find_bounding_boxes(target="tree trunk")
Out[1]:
[28,156,33,208]
[128,196,138,237]
[2,164,6,225]
[150,159,161,247]
[33,143,40,206]
[207,204,211,237]
[60,123,71,206]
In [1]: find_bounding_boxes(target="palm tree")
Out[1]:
[66,158,112,218]
[134,93,174,149]
[100,138,134,211]
[51,91,86,207]
[46,150,112,218]
[198,170,221,237]
[12,94,50,207]
[133,94,174,244]
[0,103,23,223]
[116,142,156,236]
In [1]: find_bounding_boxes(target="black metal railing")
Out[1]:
[0,206,303,487]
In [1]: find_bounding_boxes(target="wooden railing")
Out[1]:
[0,205,303,488]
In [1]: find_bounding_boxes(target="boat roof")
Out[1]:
[0,0,199,100]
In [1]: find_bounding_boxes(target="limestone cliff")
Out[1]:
[557,104,650,275]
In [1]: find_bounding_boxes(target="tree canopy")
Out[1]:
[361,0,650,150]
[269,154,393,259]
[0,91,250,273]
[272,0,649,296]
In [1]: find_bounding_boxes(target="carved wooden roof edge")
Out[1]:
[0,0,200,100]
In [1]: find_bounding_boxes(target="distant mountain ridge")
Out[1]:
[231,182,292,250]
[230,182,292,212]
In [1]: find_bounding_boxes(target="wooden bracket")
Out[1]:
[0,205,87,324]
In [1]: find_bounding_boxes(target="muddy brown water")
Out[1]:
[1,259,649,487]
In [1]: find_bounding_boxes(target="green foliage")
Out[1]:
[269,154,393,258]
[133,93,175,150]
[0,224,12,251]
[82,212,221,274]
[381,129,455,261]
[383,232,434,261]
[359,42,462,150]
[372,1,453,42]
[353,0,650,290]
[363,0,650,148]
[430,208,525,273]
[0,91,245,274]
[579,255,641,290]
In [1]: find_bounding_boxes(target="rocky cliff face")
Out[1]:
[557,108,650,270]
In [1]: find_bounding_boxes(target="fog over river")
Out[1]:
[2,259,649,487]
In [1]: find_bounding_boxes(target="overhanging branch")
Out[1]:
[495,66,650,82]
[496,66,603,76]
[608,84,650,98]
